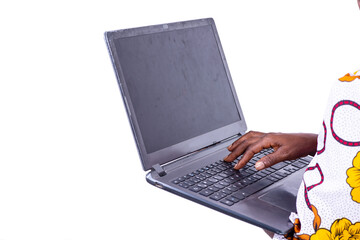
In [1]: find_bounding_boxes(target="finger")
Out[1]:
[234,139,270,170]
[224,136,260,162]
[227,131,264,151]
[255,149,287,170]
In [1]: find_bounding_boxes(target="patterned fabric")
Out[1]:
[273,70,360,240]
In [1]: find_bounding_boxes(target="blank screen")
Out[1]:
[114,25,240,153]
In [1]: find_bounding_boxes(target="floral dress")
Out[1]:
[273,70,360,240]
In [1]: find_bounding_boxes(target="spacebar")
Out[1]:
[239,178,274,197]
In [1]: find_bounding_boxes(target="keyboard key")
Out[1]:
[239,178,251,186]
[210,192,227,201]
[254,171,267,177]
[245,168,255,174]
[220,199,234,206]
[225,196,240,203]
[292,161,308,168]
[213,175,224,181]
[183,175,191,180]
[195,175,206,181]
[212,167,223,173]
[189,186,202,192]
[283,165,298,173]
[221,188,232,195]
[246,176,258,184]
[217,165,228,171]
[223,178,234,184]
[201,172,212,178]
[226,185,239,192]
[252,173,263,180]
[213,183,225,189]
[183,180,195,186]
[270,173,282,180]
[266,176,279,182]
[231,191,246,201]
[219,173,229,178]
[234,181,246,189]
[238,169,251,177]
[218,181,230,187]
[272,173,285,180]
[271,162,288,170]
[299,159,311,164]
[177,177,186,182]
[223,169,236,176]
[233,173,243,179]
[207,178,219,183]
[227,176,238,184]
[275,169,290,177]
[179,182,189,188]
[199,189,214,196]
[201,180,213,186]
[249,158,258,164]
[189,177,201,183]
[206,170,217,175]
[197,183,208,188]
[207,186,220,192]
[261,169,273,175]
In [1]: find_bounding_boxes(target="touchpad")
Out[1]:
[258,187,297,212]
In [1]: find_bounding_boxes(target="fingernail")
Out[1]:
[255,162,265,170]
[227,144,233,150]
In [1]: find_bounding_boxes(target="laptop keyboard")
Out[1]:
[172,148,310,206]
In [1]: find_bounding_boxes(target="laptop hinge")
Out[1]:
[151,164,167,177]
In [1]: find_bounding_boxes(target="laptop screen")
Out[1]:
[113,24,241,154]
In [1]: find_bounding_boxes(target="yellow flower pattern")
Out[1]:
[346,152,360,203]
[310,218,360,240]
[339,70,360,82]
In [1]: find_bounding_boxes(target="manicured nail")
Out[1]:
[255,162,265,170]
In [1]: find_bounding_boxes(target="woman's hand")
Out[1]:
[223,131,318,170]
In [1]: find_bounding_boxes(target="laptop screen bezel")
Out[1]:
[105,18,247,171]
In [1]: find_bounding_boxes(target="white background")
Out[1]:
[0,0,359,239]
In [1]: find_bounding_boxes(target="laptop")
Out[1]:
[104,18,312,234]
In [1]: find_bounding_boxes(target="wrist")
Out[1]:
[299,133,318,157]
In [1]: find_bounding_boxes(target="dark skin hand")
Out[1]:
[223,131,318,170]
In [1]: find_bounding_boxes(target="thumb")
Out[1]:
[255,150,285,170]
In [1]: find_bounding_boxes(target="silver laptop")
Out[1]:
[104,18,311,234]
